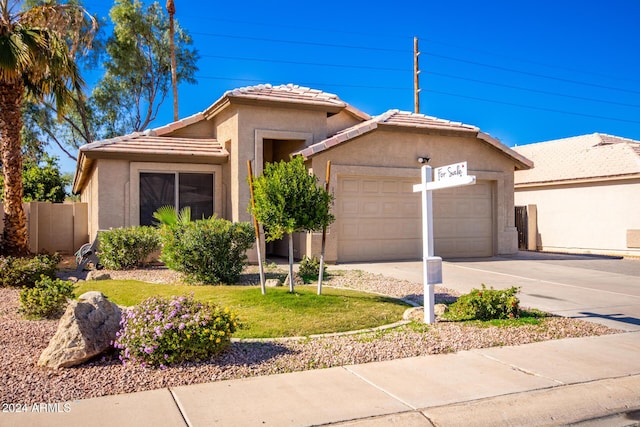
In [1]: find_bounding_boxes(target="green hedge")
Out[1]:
[159,217,254,284]
[443,285,520,321]
[0,253,61,288]
[98,226,160,270]
[19,276,76,319]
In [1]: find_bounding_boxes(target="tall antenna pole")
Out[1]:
[414,36,421,114]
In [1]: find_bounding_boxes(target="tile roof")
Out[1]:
[378,110,479,131]
[513,133,640,185]
[204,83,354,117]
[151,112,205,136]
[295,110,532,169]
[73,132,228,193]
[79,132,227,158]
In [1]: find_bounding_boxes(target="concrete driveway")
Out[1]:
[335,251,640,332]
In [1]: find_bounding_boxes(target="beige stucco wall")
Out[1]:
[210,107,237,221]
[80,163,100,241]
[326,110,364,137]
[82,158,223,239]
[515,178,640,257]
[232,105,329,224]
[305,128,520,262]
[165,119,216,138]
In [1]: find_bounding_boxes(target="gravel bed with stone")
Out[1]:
[0,264,620,404]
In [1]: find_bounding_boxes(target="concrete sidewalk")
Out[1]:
[3,332,640,427]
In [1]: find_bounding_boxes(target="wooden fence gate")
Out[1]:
[515,206,528,250]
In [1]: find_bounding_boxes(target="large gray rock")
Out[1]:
[284,272,305,287]
[37,291,122,369]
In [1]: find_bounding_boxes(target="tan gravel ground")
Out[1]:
[0,262,620,404]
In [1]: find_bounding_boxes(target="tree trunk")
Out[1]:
[166,0,178,121]
[288,233,294,293]
[0,81,30,256]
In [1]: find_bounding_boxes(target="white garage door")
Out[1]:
[336,176,493,262]
[433,181,494,258]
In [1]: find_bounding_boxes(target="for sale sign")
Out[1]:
[434,161,467,182]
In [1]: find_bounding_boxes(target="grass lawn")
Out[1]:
[74,280,410,339]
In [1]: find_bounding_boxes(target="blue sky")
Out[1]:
[69,0,640,173]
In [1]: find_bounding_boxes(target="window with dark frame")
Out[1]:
[139,172,214,226]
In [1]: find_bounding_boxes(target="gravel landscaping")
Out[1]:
[0,263,620,404]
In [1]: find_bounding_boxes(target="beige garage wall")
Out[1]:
[515,179,640,256]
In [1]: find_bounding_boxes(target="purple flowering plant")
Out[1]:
[113,294,240,368]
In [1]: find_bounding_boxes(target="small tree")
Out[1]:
[250,156,334,292]
[0,154,70,203]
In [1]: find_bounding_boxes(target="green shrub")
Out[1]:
[298,255,326,283]
[98,226,160,270]
[443,285,520,321]
[159,217,254,284]
[0,253,61,288]
[19,276,76,319]
[113,294,240,368]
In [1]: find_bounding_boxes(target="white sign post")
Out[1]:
[413,162,476,323]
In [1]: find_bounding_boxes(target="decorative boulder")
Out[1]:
[434,303,449,317]
[86,271,111,281]
[284,272,305,287]
[265,278,282,287]
[37,291,122,369]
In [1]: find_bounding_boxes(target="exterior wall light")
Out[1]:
[417,156,430,164]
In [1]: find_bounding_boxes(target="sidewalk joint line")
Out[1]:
[168,388,191,427]
[342,366,418,411]
[478,353,566,386]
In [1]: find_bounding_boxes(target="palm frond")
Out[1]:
[153,205,179,226]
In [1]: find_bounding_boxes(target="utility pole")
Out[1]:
[414,36,421,114]
[167,0,178,121]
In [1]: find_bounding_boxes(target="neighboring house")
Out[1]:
[72,84,531,263]
[513,133,640,257]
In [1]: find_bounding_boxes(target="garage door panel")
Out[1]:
[337,176,493,262]
[341,200,359,215]
[340,219,418,240]
[343,201,420,218]
[362,180,379,193]
[381,181,398,193]
[435,238,492,258]
[341,178,360,193]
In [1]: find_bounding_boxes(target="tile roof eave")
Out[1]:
[297,111,534,170]
[476,132,533,170]
[151,112,206,136]
[515,172,640,188]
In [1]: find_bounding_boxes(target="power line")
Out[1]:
[425,52,640,96]
[184,20,639,89]
[196,75,411,91]
[425,89,640,125]
[420,38,640,86]
[199,54,409,73]
[191,32,409,54]
[195,73,640,125]
[425,71,640,109]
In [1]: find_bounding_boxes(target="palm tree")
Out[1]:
[166,0,178,121]
[0,0,95,256]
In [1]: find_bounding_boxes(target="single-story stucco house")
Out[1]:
[72,83,532,263]
[513,133,640,257]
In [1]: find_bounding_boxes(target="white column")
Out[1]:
[420,165,436,324]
